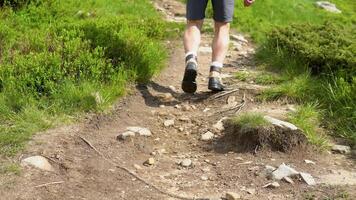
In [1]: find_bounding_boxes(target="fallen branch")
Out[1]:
[35,181,64,188]
[210,88,239,100]
[214,93,246,115]
[78,136,209,200]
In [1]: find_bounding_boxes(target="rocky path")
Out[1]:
[1,0,355,199]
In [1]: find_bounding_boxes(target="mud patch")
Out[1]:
[214,120,308,153]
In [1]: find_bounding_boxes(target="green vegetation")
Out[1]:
[231,112,269,131]
[230,0,356,145]
[0,0,179,156]
[235,70,286,85]
[288,104,328,148]
[233,0,355,43]
[0,163,21,175]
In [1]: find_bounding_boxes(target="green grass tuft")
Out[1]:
[231,112,269,130]
[0,163,21,175]
[288,104,329,148]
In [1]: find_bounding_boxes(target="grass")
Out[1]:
[0,163,21,175]
[288,104,329,148]
[0,0,181,156]
[231,112,269,130]
[232,0,355,43]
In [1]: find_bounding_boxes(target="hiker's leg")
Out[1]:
[182,0,208,93]
[209,0,235,91]
[183,20,204,55]
[212,21,230,64]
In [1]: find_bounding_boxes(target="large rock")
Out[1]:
[315,1,342,13]
[264,116,298,130]
[21,156,54,171]
[331,145,351,154]
[271,163,299,180]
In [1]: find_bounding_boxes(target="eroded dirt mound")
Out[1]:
[219,121,308,153]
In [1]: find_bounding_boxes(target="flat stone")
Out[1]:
[117,131,136,140]
[164,119,175,127]
[180,159,192,167]
[315,1,342,13]
[201,131,215,141]
[331,145,351,154]
[264,116,298,130]
[300,172,316,186]
[271,163,299,180]
[226,192,241,200]
[21,156,54,172]
[156,92,174,102]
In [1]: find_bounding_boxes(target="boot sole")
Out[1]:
[182,69,197,94]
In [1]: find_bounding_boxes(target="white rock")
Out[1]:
[180,159,192,167]
[169,85,177,92]
[264,116,298,130]
[213,120,225,132]
[304,160,316,165]
[271,163,299,180]
[201,131,215,141]
[226,192,241,200]
[138,128,152,136]
[144,158,155,166]
[164,119,175,127]
[315,1,342,13]
[127,126,143,133]
[300,172,316,186]
[117,131,136,140]
[201,175,209,181]
[21,156,54,171]
[331,145,351,154]
[126,127,152,137]
[283,177,294,184]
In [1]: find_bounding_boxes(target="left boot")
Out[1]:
[208,66,225,92]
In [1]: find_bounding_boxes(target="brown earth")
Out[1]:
[0,0,355,200]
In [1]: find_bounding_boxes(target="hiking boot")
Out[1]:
[182,54,198,93]
[208,66,225,92]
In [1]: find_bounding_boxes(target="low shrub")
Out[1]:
[266,23,355,79]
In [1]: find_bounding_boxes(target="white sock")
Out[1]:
[185,52,197,64]
[211,61,223,68]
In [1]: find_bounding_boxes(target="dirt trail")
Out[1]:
[1,0,355,199]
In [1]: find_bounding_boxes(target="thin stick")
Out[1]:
[35,181,64,188]
[78,136,209,200]
[210,88,239,100]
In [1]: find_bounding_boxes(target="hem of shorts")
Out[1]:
[186,17,206,21]
[213,17,233,23]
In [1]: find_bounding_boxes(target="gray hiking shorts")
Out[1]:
[186,0,235,22]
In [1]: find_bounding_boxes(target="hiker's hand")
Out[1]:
[244,0,255,7]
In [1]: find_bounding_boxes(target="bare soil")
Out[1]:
[0,0,355,200]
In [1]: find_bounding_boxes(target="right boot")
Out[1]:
[182,54,198,93]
